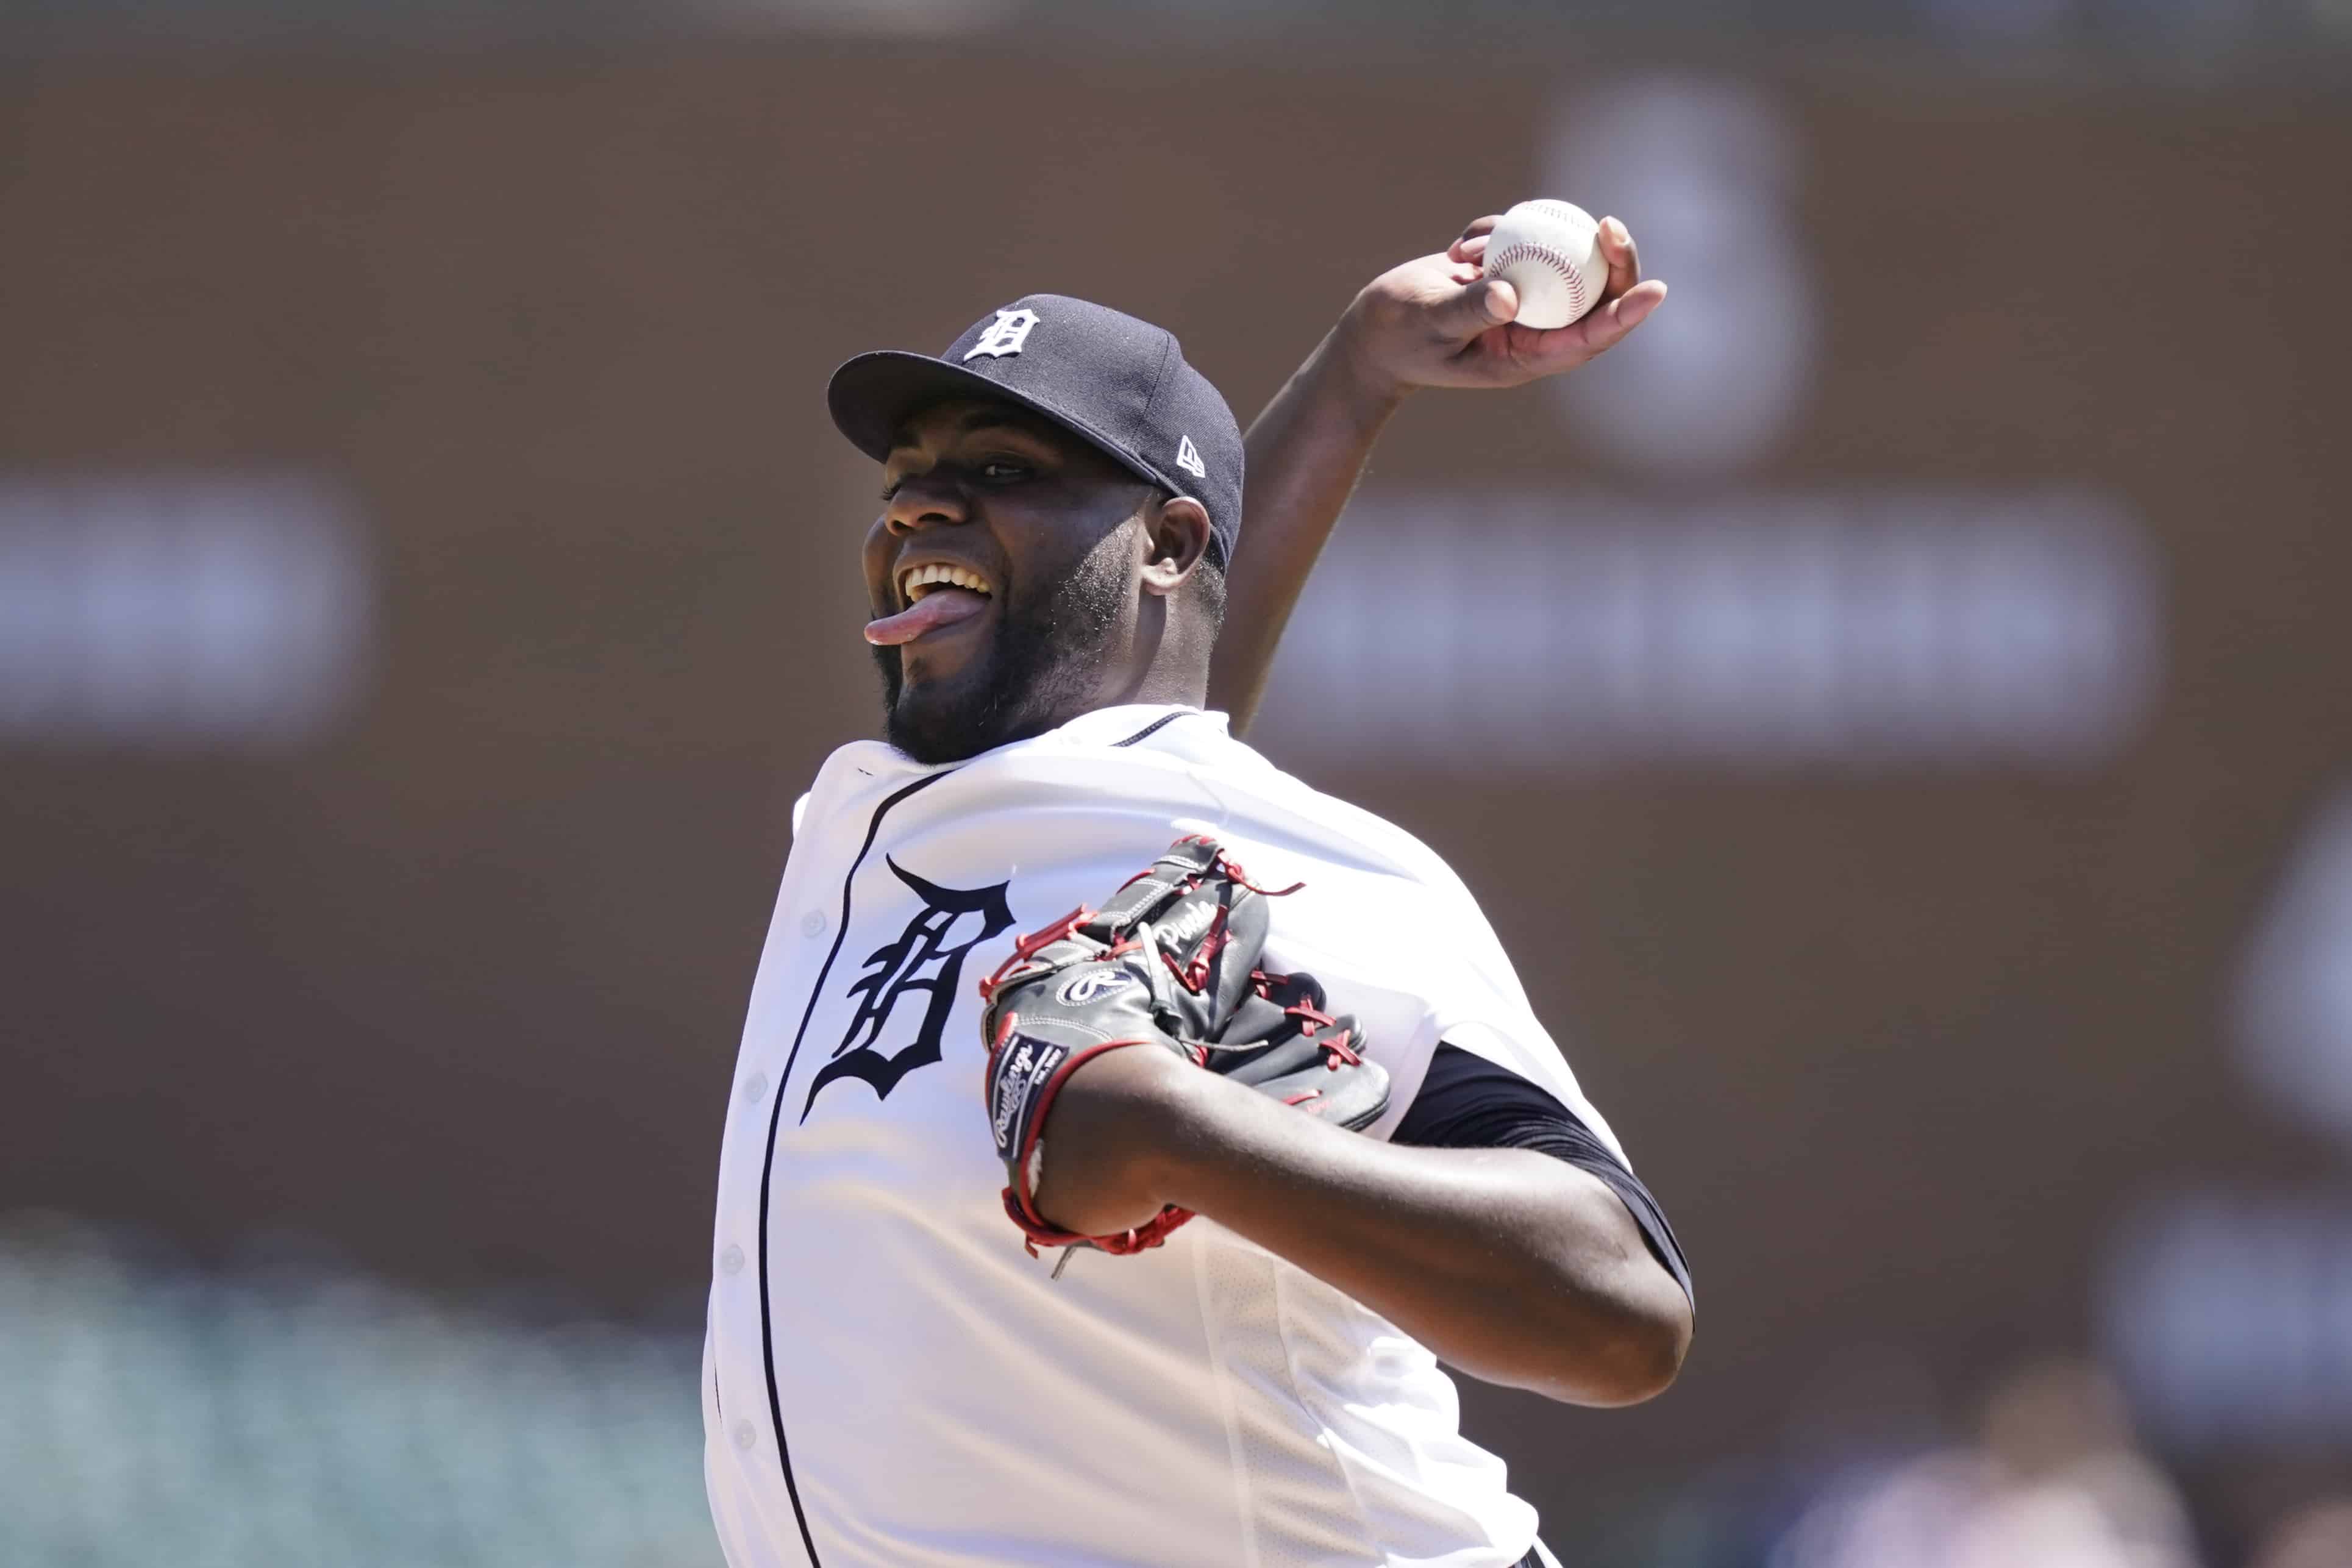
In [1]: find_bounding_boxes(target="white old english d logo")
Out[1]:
[963,308,1041,360]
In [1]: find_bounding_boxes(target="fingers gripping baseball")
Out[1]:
[1424,274,1520,340]
[1448,213,1502,264]
[1341,202,1664,396]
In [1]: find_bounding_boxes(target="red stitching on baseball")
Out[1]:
[1485,241,1592,314]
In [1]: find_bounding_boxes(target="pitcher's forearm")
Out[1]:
[1210,326,1406,731]
[1041,1047,1690,1406]
[1152,1064,1690,1405]
[1206,213,1662,733]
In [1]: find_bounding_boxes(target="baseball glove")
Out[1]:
[978,835,1390,1260]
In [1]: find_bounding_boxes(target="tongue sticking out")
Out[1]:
[865,586,991,646]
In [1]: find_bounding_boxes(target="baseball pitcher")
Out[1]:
[703,213,1690,1567]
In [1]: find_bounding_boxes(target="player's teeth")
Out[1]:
[900,564,991,603]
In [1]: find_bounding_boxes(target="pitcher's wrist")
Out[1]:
[1311,310,1416,427]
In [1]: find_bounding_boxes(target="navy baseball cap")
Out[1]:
[826,294,1245,566]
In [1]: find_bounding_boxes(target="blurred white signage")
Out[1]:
[0,477,369,747]
[1254,487,2161,773]
[1545,75,1817,475]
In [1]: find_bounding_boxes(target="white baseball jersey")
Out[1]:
[704,703,1620,1568]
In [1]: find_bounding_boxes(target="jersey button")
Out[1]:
[800,910,827,938]
[719,1244,744,1276]
[739,1072,767,1106]
[733,1420,758,1452]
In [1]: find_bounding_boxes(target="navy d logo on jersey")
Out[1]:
[961,308,1041,360]
[802,858,1016,1119]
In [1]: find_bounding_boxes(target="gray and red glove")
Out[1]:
[978,835,1390,1259]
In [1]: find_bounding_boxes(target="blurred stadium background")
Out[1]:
[4,2,2350,1564]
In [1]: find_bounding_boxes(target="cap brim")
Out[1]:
[825,350,1174,498]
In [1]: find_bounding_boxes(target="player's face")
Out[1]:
[862,399,1157,763]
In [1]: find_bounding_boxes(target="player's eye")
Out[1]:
[878,475,907,502]
[978,460,1030,483]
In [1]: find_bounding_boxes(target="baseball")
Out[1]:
[1482,199,1609,329]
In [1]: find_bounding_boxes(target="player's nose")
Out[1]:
[882,469,969,536]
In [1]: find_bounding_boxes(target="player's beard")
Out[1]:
[873,527,1130,765]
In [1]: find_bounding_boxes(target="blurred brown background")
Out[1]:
[4,17,2350,1567]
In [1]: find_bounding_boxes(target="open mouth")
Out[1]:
[865,560,997,647]
[897,561,994,608]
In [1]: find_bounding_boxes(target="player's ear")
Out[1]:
[1138,494,1211,598]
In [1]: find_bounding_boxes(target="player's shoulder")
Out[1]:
[1110,709,1479,903]
[786,706,1469,908]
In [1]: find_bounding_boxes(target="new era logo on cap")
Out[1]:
[825,293,1247,566]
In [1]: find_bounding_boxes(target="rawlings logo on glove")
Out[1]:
[977,835,1391,1261]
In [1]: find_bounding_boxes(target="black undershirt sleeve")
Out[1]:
[1391,1042,1693,1308]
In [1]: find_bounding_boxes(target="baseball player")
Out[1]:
[704,214,1689,1567]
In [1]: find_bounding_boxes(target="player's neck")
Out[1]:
[1049,589,1210,724]
[941,603,1208,760]
[1098,609,1211,715]
[1021,669,1202,747]
[1113,660,1209,712]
